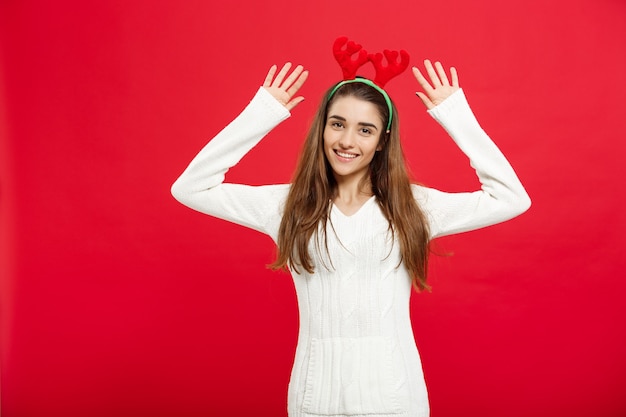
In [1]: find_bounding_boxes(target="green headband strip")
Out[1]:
[328,78,394,132]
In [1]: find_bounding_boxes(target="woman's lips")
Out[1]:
[334,150,358,161]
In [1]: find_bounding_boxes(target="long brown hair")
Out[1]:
[270,81,432,291]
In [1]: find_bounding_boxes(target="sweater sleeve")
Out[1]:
[415,89,531,239]
[171,87,292,237]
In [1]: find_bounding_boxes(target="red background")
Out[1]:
[1,0,625,416]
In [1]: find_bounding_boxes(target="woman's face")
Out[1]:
[323,95,383,183]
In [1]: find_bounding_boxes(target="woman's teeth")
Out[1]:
[336,150,357,159]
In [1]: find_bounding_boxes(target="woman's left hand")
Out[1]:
[413,60,460,110]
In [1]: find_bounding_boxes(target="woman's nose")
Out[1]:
[338,130,356,148]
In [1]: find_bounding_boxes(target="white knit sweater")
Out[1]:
[171,87,531,417]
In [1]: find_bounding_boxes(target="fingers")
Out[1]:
[413,60,460,110]
[263,65,277,87]
[282,64,302,87]
[263,62,291,88]
[424,59,441,87]
[265,62,308,91]
[450,66,459,87]
[272,62,292,88]
[415,91,435,110]
[286,96,305,111]
[263,62,308,110]
[412,66,434,93]
[434,61,449,86]
[421,59,456,87]
[286,68,308,97]
[283,65,307,93]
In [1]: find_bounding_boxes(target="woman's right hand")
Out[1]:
[263,63,308,111]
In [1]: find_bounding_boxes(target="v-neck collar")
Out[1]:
[331,195,377,218]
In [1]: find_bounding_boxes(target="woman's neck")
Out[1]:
[333,175,373,205]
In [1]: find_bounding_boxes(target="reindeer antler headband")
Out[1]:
[329,36,410,132]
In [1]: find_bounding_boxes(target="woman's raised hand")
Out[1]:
[413,60,460,110]
[263,63,309,111]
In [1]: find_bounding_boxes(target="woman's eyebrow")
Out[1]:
[357,122,378,130]
[328,115,379,130]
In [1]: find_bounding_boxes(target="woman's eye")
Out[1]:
[361,128,372,134]
[331,122,343,128]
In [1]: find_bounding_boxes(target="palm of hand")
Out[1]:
[428,84,459,107]
[264,86,291,107]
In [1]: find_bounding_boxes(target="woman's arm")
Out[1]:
[171,64,308,235]
[412,60,531,238]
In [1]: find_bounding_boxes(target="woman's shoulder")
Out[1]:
[410,182,466,210]
[410,183,432,201]
[410,182,451,218]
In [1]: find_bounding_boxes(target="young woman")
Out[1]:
[172,51,530,417]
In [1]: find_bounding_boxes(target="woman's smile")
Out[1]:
[334,149,359,160]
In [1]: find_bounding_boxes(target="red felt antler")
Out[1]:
[369,49,410,88]
[333,37,410,88]
[333,36,369,80]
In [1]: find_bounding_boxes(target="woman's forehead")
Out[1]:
[327,96,384,127]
